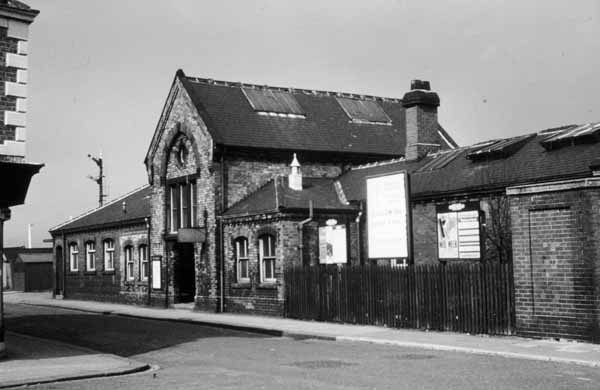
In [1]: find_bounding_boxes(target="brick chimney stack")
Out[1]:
[402,80,441,161]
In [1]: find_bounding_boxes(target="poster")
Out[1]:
[152,259,162,289]
[437,203,481,259]
[318,224,347,264]
[366,172,409,259]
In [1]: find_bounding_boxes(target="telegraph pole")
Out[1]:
[87,152,107,207]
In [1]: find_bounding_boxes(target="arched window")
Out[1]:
[235,237,249,282]
[139,244,148,281]
[69,243,79,272]
[258,234,276,283]
[104,239,115,271]
[85,241,96,271]
[125,246,134,281]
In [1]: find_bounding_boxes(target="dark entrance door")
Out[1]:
[55,246,63,295]
[174,243,196,303]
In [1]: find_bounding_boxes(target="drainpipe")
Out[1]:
[219,148,226,313]
[298,200,313,266]
[355,202,363,265]
[145,217,151,306]
[62,232,67,297]
[163,177,169,308]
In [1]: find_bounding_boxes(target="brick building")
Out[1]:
[0,0,40,358]
[51,69,600,341]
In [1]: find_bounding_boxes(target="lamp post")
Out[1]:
[0,208,11,358]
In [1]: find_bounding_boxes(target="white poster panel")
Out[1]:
[152,259,162,289]
[437,209,481,259]
[319,225,347,264]
[437,212,459,258]
[366,172,409,259]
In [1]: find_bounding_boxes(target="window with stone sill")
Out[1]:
[235,237,249,283]
[125,246,134,281]
[259,234,276,283]
[85,241,96,271]
[104,239,115,271]
[69,243,79,272]
[139,244,149,281]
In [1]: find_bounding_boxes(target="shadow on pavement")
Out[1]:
[5,312,266,357]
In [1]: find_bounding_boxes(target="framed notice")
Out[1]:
[151,256,162,289]
[366,172,410,259]
[437,202,481,260]
[318,223,347,264]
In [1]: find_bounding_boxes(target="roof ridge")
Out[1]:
[350,157,407,171]
[49,184,150,232]
[183,74,403,103]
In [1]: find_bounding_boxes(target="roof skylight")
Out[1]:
[540,122,600,150]
[417,149,464,172]
[336,98,391,125]
[242,88,305,117]
[467,134,535,161]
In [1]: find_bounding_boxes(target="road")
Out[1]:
[4,303,600,390]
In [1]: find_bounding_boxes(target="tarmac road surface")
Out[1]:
[5,303,600,390]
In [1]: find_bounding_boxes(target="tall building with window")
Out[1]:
[0,0,40,358]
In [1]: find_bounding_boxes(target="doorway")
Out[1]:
[173,243,196,303]
[55,246,63,295]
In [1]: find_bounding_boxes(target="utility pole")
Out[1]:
[87,152,107,207]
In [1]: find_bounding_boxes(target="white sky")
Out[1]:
[5,0,600,246]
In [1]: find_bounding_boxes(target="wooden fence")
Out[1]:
[284,262,515,335]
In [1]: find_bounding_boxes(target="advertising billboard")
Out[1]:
[366,172,410,259]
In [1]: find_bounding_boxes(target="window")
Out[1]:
[242,88,305,117]
[104,240,115,271]
[259,235,276,283]
[85,241,96,271]
[139,245,149,281]
[336,97,391,124]
[125,246,134,281]
[235,237,249,282]
[69,243,79,271]
[168,181,197,232]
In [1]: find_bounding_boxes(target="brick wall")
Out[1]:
[225,154,342,208]
[510,185,600,341]
[147,78,218,311]
[53,224,152,305]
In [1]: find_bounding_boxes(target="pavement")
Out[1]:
[0,330,149,389]
[6,291,600,370]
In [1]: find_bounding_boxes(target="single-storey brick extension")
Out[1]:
[51,70,600,342]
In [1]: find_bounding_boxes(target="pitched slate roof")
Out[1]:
[49,186,151,233]
[340,123,600,201]
[177,71,456,157]
[223,177,355,218]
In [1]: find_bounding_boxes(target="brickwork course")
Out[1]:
[50,68,600,342]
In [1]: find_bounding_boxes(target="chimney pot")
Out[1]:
[411,80,431,91]
[288,153,303,191]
